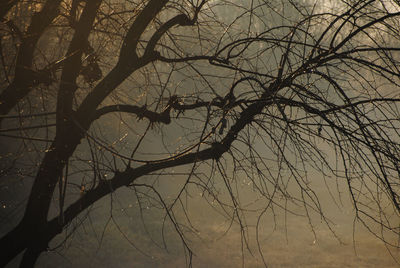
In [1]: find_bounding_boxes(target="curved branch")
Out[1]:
[144,14,192,57]
[119,0,168,62]
[333,11,400,52]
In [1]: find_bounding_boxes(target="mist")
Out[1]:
[1,0,400,267]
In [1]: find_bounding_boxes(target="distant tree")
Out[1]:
[1,0,400,267]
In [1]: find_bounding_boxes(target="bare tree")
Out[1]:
[1,0,400,267]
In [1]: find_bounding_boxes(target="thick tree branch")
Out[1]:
[92,93,248,124]
[93,104,172,124]
[76,1,173,124]
[0,0,62,118]
[119,0,168,63]
[20,1,103,237]
[3,81,281,267]
[144,13,193,58]
[2,1,400,267]
[57,0,103,120]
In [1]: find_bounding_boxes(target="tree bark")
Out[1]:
[0,0,62,119]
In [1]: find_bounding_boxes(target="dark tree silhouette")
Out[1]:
[1,0,400,267]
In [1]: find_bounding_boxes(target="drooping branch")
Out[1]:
[332,11,400,52]
[12,96,266,265]
[0,2,215,265]
[18,80,283,264]
[2,1,400,267]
